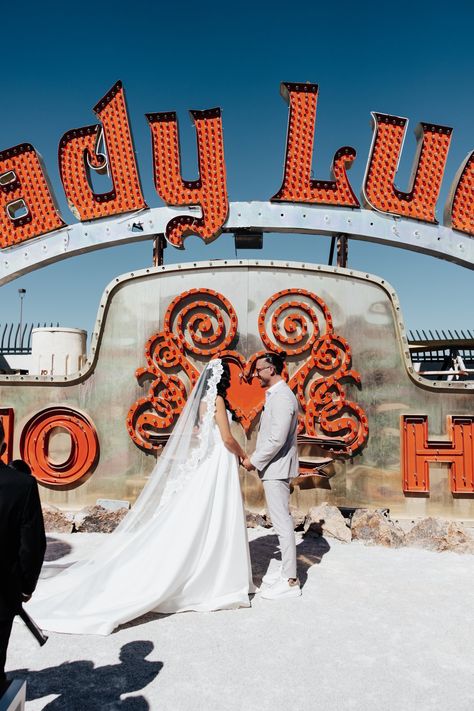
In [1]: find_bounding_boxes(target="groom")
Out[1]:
[242,352,301,600]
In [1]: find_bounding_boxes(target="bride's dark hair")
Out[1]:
[216,360,239,421]
[197,360,238,422]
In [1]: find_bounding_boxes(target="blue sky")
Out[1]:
[0,0,473,339]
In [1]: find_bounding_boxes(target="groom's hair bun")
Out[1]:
[262,351,286,375]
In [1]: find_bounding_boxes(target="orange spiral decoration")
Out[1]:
[127,374,188,451]
[164,288,238,356]
[258,289,333,356]
[144,333,184,371]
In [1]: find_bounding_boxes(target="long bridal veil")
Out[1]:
[45,358,225,572]
[116,357,224,533]
[29,356,255,634]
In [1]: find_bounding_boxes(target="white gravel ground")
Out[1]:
[5,529,474,711]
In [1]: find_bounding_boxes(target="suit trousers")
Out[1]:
[0,616,14,685]
[262,479,297,579]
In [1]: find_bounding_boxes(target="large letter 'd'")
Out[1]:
[59,81,147,221]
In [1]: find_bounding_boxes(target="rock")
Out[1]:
[96,498,130,512]
[304,503,351,543]
[259,511,273,528]
[290,506,306,530]
[258,511,273,528]
[246,511,260,528]
[246,508,303,530]
[351,509,405,548]
[245,510,273,528]
[42,504,74,534]
[405,517,474,554]
[74,505,128,533]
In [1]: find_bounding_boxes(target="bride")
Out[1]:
[28,358,255,635]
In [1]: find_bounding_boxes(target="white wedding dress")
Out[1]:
[29,360,254,635]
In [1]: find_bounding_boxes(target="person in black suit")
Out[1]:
[0,422,46,695]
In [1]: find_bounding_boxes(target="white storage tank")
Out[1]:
[31,327,87,376]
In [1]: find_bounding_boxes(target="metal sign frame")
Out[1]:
[1,201,473,287]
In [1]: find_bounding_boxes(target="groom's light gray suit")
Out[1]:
[250,380,298,579]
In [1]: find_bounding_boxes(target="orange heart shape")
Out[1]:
[221,352,266,433]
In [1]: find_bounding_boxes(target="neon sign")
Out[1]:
[0,80,473,255]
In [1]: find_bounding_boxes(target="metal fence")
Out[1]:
[408,329,474,364]
[407,329,474,380]
[408,328,474,343]
[0,322,59,355]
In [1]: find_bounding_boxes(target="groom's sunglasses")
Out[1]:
[253,365,272,376]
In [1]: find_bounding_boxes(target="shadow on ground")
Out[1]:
[117,611,172,633]
[249,533,331,587]
[10,640,162,710]
[44,537,73,562]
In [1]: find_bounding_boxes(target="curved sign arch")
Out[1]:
[0,201,473,287]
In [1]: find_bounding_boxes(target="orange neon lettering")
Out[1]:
[146,108,228,248]
[59,81,147,221]
[446,150,474,236]
[272,83,359,208]
[0,408,14,464]
[401,415,474,494]
[363,114,452,223]
[0,80,471,249]
[0,144,65,248]
[20,407,99,486]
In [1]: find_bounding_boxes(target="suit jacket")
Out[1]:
[0,462,46,619]
[250,381,299,480]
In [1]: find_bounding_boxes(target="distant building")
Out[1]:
[0,323,87,376]
[409,329,474,381]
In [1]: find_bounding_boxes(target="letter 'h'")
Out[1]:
[401,415,474,494]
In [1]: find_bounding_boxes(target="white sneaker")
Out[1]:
[261,561,282,589]
[260,577,301,600]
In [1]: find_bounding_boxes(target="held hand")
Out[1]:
[241,457,255,472]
